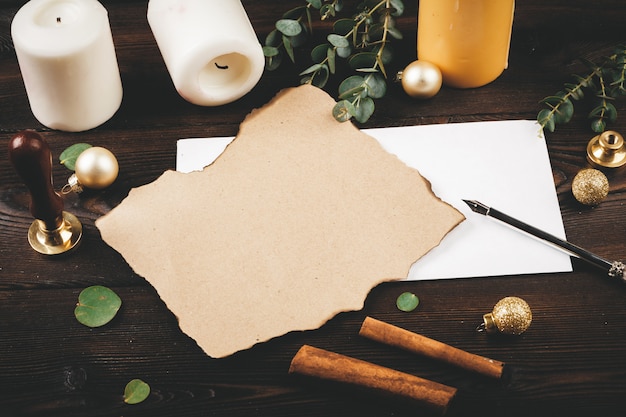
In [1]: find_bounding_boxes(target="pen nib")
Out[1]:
[462,199,489,215]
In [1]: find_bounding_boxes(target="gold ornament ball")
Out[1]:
[74,147,119,189]
[483,296,532,335]
[571,168,609,206]
[399,60,442,99]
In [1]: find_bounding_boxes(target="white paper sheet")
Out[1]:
[177,120,572,280]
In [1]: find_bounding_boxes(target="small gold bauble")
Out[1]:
[482,296,532,335]
[398,60,442,99]
[74,147,119,190]
[571,168,609,206]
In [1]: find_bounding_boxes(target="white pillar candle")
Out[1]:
[147,0,265,106]
[11,0,122,132]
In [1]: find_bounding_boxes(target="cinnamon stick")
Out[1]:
[289,344,457,415]
[359,316,505,379]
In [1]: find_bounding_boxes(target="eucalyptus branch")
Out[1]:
[263,0,405,123]
[538,44,626,133]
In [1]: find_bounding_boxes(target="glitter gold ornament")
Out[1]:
[481,296,532,335]
[571,168,609,206]
[397,60,442,99]
[63,147,119,193]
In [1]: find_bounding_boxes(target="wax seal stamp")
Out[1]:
[8,130,82,255]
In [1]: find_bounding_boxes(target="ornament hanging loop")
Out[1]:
[62,174,83,194]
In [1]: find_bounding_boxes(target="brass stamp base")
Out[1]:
[28,211,82,255]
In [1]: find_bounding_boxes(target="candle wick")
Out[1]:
[215,63,229,70]
[56,17,61,24]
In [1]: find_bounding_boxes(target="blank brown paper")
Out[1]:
[96,85,464,358]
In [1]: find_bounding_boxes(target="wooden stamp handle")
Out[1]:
[8,130,64,230]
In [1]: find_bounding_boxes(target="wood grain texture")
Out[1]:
[1,1,626,416]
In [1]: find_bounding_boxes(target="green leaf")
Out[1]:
[338,75,366,99]
[265,52,283,71]
[337,46,352,58]
[387,26,403,40]
[276,19,302,37]
[365,74,387,99]
[606,102,618,122]
[283,35,295,62]
[283,7,306,20]
[366,23,385,42]
[348,52,377,71]
[124,379,150,404]
[553,98,573,124]
[327,34,349,48]
[262,46,280,58]
[332,100,356,122]
[311,44,329,64]
[327,47,336,74]
[537,109,555,132]
[265,30,282,47]
[59,143,92,171]
[74,285,121,328]
[354,97,375,123]
[310,64,330,88]
[591,118,606,133]
[389,0,405,16]
[306,0,322,9]
[300,63,322,76]
[396,292,419,312]
[333,18,355,36]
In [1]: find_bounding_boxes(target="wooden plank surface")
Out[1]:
[1,1,625,416]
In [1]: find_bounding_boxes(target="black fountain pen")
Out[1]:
[463,199,625,283]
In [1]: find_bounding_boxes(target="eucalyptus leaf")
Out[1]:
[386,26,403,40]
[74,285,121,328]
[336,46,352,59]
[365,74,387,99]
[265,52,283,71]
[333,18,354,36]
[354,97,375,123]
[299,63,323,76]
[333,100,356,122]
[306,0,322,9]
[338,75,366,99]
[262,46,280,58]
[396,292,419,312]
[537,109,555,132]
[283,35,295,62]
[606,102,618,122]
[59,143,92,171]
[327,47,336,74]
[311,44,329,64]
[276,19,302,37]
[124,379,150,404]
[389,0,405,16]
[265,30,282,47]
[348,52,377,71]
[591,118,606,133]
[327,34,349,48]
[553,98,573,124]
[282,7,306,20]
[310,64,330,88]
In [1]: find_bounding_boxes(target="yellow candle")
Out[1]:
[417,0,515,89]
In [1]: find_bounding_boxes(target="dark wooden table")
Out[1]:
[1,1,626,416]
